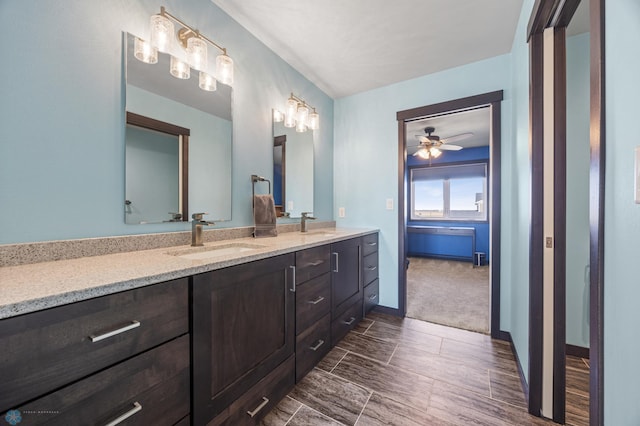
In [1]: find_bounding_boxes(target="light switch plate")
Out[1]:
[386,198,394,210]
[635,147,640,203]
[338,207,345,218]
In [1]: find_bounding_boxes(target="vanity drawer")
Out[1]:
[363,251,379,286]
[364,279,380,315]
[16,334,190,425]
[362,233,379,257]
[331,299,363,346]
[0,278,189,412]
[209,355,295,426]
[295,245,331,284]
[295,313,331,382]
[296,272,331,334]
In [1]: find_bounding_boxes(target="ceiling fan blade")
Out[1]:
[415,135,431,142]
[438,144,463,151]
[440,132,473,144]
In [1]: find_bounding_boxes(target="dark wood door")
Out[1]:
[191,254,295,425]
[331,238,362,318]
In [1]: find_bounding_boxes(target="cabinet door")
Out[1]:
[191,254,295,425]
[331,237,362,319]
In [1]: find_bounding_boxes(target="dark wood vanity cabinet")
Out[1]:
[330,237,364,345]
[294,245,332,382]
[0,278,190,425]
[191,254,296,425]
[362,232,380,315]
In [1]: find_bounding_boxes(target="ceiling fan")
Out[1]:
[412,126,472,160]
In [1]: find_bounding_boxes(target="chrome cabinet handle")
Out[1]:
[310,339,325,351]
[332,252,339,272]
[90,320,140,343]
[104,402,142,426]
[366,265,377,271]
[308,260,325,267]
[247,397,270,418]
[368,293,378,300]
[308,296,325,305]
[367,242,377,246]
[289,265,296,292]
[343,316,356,326]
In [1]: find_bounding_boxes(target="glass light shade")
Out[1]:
[296,119,307,133]
[187,37,208,71]
[296,103,309,127]
[416,148,430,159]
[431,148,442,158]
[199,72,217,91]
[170,56,190,79]
[150,14,174,52]
[273,109,284,122]
[284,98,297,128]
[307,111,319,130]
[134,38,158,64]
[216,54,234,85]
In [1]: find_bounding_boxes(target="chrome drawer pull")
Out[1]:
[308,260,325,267]
[247,397,270,418]
[104,402,142,426]
[367,266,377,271]
[289,265,296,292]
[332,252,339,272]
[367,242,377,246]
[308,296,325,305]
[369,293,378,300]
[343,316,356,326]
[310,339,325,351]
[90,320,140,343]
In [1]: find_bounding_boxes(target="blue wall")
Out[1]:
[407,146,490,260]
[0,0,334,244]
[604,0,640,423]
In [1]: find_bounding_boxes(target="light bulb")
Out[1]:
[150,14,174,53]
[134,38,157,64]
[284,98,297,128]
[308,110,319,130]
[296,118,307,132]
[296,103,309,128]
[417,148,430,159]
[199,72,217,91]
[216,53,234,85]
[170,56,190,79]
[187,37,208,71]
[273,110,284,122]
[431,148,442,158]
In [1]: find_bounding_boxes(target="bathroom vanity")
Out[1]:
[0,228,378,425]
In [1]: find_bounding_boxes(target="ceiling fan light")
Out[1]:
[431,148,442,158]
[416,148,431,159]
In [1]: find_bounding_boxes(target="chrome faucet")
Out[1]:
[300,212,316,233]
[191,213,215,247]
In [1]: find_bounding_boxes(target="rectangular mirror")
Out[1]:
[124,32,232,224]
[273,116,314,218]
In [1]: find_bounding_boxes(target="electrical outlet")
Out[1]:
[338,207,345,218]
[288,201,294,210]
[386,198,394,210]
[546,237,553,248]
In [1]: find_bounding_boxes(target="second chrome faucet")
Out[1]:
[191,213,215,246]
[300,212,316,233]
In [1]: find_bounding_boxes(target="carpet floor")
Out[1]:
[406,257,490,334]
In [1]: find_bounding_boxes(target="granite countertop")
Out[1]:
[0,228,377,320]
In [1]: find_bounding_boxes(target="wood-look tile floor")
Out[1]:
[566,354,590,426]
[262,312,555,426]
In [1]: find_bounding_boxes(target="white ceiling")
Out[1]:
[212,0,524,99]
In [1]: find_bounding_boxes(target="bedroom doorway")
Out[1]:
[397,91,503,338]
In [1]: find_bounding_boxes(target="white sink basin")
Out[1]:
[305,230,336,237]
[167,243,266,260]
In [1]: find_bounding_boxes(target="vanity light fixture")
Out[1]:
[278,93,320,132]
[135,6,234,89]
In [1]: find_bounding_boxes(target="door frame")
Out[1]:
[396,90,503,338]
[527,0,605,423]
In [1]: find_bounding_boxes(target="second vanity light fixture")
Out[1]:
[133,6,234,90]
[273,93,320,133]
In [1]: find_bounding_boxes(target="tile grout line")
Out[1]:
[282,399,305,426]
[487,369,493,399]
[328,350,350,374]
[386,342,400,365]
[353,391,373,426]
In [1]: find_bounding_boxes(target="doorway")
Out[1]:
[397,91,503,339]
[404,107,492,334]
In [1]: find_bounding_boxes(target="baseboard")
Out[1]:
[372,305,402,317]
[500,331,529,401]
[566,344,590,359]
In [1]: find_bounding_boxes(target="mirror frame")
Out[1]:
[273,134,286,217]
[126,111,189,222]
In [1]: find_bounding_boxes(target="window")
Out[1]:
[410,162,487,221]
